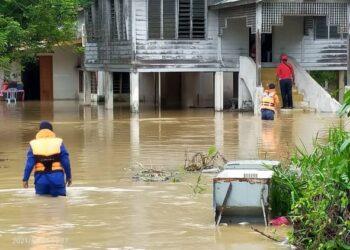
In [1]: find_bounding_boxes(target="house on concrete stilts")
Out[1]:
[83,0,350,113]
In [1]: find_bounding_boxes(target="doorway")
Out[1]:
[22,60,40,100]
[249,31,273,62]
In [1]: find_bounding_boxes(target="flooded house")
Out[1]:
[82,0,350,113]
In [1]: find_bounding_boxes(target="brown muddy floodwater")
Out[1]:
[0,101,342,249]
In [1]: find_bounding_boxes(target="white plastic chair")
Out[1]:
[6,88,17,104]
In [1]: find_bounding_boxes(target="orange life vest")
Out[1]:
[30,129,64,173]
[261,91,276,112]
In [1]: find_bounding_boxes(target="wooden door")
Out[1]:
[39,55,53,101]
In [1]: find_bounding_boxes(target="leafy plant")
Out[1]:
[0,0,85,67]
[272,127,350,249]
[189,173,207,194]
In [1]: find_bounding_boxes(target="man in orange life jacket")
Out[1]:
[276,54,295,109]
[261,83,280,120]
[22,121,72,196]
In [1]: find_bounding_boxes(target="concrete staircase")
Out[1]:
[261,68,304,108]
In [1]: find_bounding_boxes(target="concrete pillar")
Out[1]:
[97,71,105,98]
[130,72,139,113]
[104,71,113,109]
[214,72,224,111]
[255,2,262,87]
[83,71,91,105]
[339,71,345,103]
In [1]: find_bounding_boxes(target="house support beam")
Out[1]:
[215,72,224,111]
[104,71,113,109]
[83,71,91,105]
[130,72,139,113]
[97,71,105,99]
[255,2,262,87]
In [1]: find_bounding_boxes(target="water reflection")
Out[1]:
[130,113,140,160]
[26,198,69,250]
[215,112,224,153]
[0,101,342,249]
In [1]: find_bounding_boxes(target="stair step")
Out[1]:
[261,67,304,107]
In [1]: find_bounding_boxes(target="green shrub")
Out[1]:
[272,127,350,249]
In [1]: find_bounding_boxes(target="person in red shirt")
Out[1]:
[276,55,295,109]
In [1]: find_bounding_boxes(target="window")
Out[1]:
[178,0,205,39]
[92,0,100,41]
[148,0,206,39]
[148,0,162,39]
[148,0,176,39]
[314,16,342,39]
[86,8,95,42]
[109,0,128,40]
[163,0,176,39]
[191,0,206,39]
[178,0,191,38]
[117,0,128,40]
[110,0,118,40]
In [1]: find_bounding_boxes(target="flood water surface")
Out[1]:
[0,101,341,249]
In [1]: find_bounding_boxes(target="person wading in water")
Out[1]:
[22,121,72,196]
[260,83,280,120]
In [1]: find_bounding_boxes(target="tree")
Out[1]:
[0,0,90,70]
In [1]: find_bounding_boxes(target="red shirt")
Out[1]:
[276,62,294,80]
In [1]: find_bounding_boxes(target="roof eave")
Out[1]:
[209,0,259,10]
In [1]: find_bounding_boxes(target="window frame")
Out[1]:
[313,16,346,40]
[147,0,207,40]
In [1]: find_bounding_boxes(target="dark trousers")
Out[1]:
[280,79,293,108]
[261,109,275,120]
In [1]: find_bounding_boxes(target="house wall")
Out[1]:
[84,0,133,69]
[161,73,182,108]
[273,16,305,64]
[180,72,214,108]
[139,71,234,109]
[300,34,347,70]
[221,17,249,69]
[223,72,234,108]
[140,73,156,104]
[52,47,79,100]
[273,16,347,70]
[134,0,219,68]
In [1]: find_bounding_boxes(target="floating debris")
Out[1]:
[132,162,176,182]
[184,146,227,171]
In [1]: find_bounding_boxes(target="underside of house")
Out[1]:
[82,0,350,113]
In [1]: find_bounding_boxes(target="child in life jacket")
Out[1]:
[261,83,280,120]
